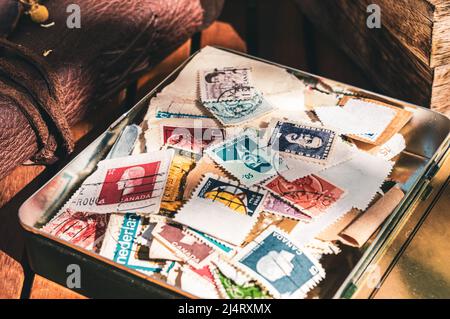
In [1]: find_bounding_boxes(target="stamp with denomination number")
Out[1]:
[199,67,255,102]
[268,120,337,164]
[206,130,284,186]
[263,174,346,218]
[233,226,325,298]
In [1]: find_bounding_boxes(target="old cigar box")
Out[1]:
[19,47,450,298]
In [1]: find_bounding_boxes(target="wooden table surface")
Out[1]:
[1,1,449,298]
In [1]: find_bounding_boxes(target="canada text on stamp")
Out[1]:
[174,174,266,246]
[199,67,255,103]
[66,150,174,214]
[233,226,325,298]
[263,174,346,218]
[152,222,216,269]
[42,210,109,252]
[268,120,336,163]
[202,93,274,126]
[206,131,283,186]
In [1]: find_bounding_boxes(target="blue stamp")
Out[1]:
[234,226,325,298]
[207,131,284,186]
[269,120,336,163]
[203,93,274,126]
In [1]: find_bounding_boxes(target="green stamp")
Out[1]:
[217,269,270,299]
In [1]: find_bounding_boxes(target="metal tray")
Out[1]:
[19,47,450,299]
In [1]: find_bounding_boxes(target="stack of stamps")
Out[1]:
[199,67,274,126]
[40,47,409,299]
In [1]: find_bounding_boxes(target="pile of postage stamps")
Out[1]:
[42,47,412,299]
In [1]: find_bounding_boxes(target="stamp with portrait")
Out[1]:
[174,173,266,246]
[152,222,217,269]
[66,150,174,214]
[42,210,110,252]
[263,174,346,218]
[268,120,337,164]
[233,226,325,298]
[202,92,274,126]
[206,130,285,186]
[159,119,226,154]
[199,67,255,103]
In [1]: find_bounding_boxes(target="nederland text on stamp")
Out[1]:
[100,213,164,275]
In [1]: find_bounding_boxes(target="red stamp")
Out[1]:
[263,174,345,217]
[97,161,161,205]
[152,223,216,268]
[42,210,109,251]
[162,125,224,153]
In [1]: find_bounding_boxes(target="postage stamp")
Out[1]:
[99,213,164,275]
[164,262,220,298]
[159,147,199,214]
[202,93,274,126]
[42,210,109,252]
[263,174,346,218]
[199,67,255,103]
[268,120,337,163]
[233,226,325,298]
[66,150,174,214]
[174,174,266,246]
[187,228,235,257]
[152,222,216,269]
[262,193,311,222]
[160,119,226,154]
[243,211,300,247]
[206,130,285,186]
[194,173,265,217]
